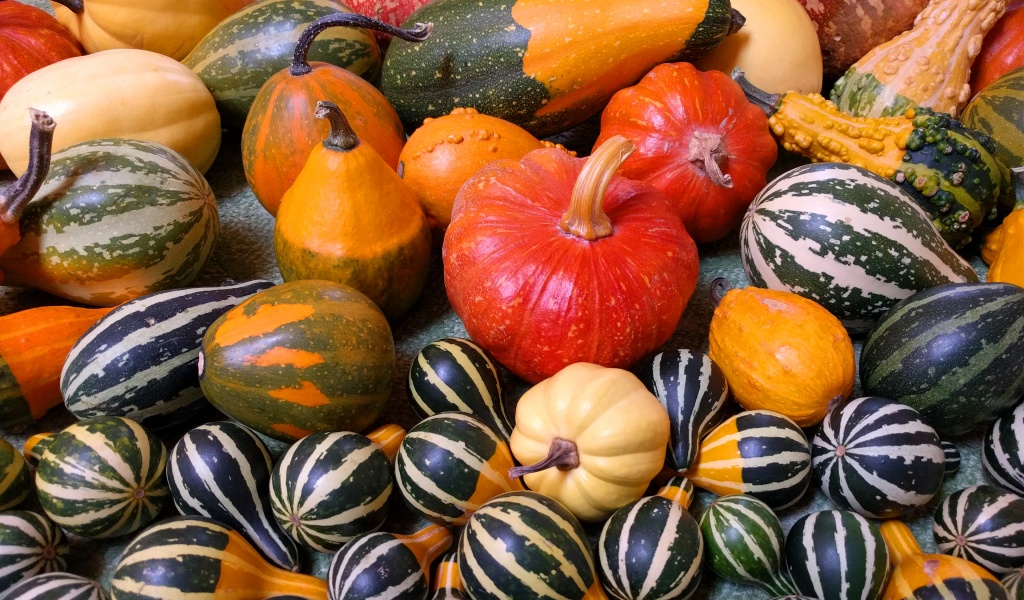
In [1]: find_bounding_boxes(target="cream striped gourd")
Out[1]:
[963,67,1024,170]
[61,280,274,428]
[934,485,1024,575]
[1003,570,1024,600]
[167,421,299,571]
[943,441,962,475]
[784,510,891,600]
[984,401,1024,496]
[0,511,68,590]
[740,163,978,333]
[327,524,452,600]
[1,573,109,600]
[0,439,29,511]
[811,396,945,519]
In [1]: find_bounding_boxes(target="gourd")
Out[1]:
[0,49,221,176]
[983,401,1024,495]
[1005,569,1024,600]
[708,283,855,427]
[0,108,51,267]
[943,440,962,475]
[430,551,467,600]
[274,101,431,321]
[983,199,1024,287]
[443,136,699,383]
[970,1,1024,95]
[593,62,778,243]
[831,0,1006,119]
[241,14,425,216]
[934,485,1024,574]
[963,68,1024,170]
[507,362,670,522]
[736,71,1004,248]
[0,439,29,510]
[0,511,68,589]
[327,523,452,600]
[2,572,109,600]
[198,279,395,442]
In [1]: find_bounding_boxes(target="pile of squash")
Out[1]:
[2,0,1024,598]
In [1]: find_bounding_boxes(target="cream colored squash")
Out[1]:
[0,49,221,176]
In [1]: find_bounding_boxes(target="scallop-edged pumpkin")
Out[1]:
[0,440,29,511]
[984,401,1024,496]
[785,510,891,600]
[934,485,1024,575]
[0,511,68,590]
[3,572,109,600]
[327,523,452,600]
[0,2,81,109]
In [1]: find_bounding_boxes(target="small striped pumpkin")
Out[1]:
[785,510,891,600]
[395,412,522,526]
[327,523,452,600]
[1,573,109,600]
[167,421,299,571]
[1003,570,1024,600]
[943,440,962,476]
[934,485,1024,575]
[407,338,511,438]
[983,401,1024,496]
[635,349,729,472]
[0,438,29,511]
[0,511,68,590]
[430,551,468,600]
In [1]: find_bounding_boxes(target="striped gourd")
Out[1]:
[811,396,945,519]
[683,410,811,510]
[0,511,68,590]
[934,485,1024,575]
[657,476,696,509]
[635,349,730,471]
[61,280,274,428]
[270,426,397,553]
[861,283,1024,436]
[698,495,798,596]
[943,440,962,476]
[1,573,109,600]
[1003,570,1024,600]
[0,439,29,511]
[784,510,891,600]
[110,517,328,600]
[407,338,511,438]
[984,401,1024,496]
[460,490,605,600]
[963,67,1024,170]
[430,551,468,600]
[395,412,522,526]
[327,524,452,600]
[31,417,170,538]
[740,163,978,333]
[167,421,299,571]
[0,139,220,307]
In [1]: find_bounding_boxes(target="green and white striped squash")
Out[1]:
[740,163,978,333]
[407,338,511,438]
[0,138,219,307]
[784,510,891,600]
[1,573,109,600]
[934,485,1024,575]
[0,438,29,511]
[61,280,273,429]
[698,495,797,596]
[1003,569,1024,600]
[963,67,1024,171]
[0,511,68,590]
[32,416,170,538]
[984,402,1024,496]
[943,440,962,476]
[327,524,452,600]
[460,490,604,600]
[811,396,945,519]
[861,283,1024,436]
[270,430,393,554]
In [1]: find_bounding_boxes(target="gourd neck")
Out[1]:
[690,131,733,188]
[399,524,453,573]
[51,0,83,12]
[432,551,464,594]
[23,432,55,467]
[709,277,732,308]
[880,520,922,566]
[367,424,405,464]
[655,476,694,509]
[732,68,782,117]
[316,101,360,151]
[290,13,432,76]
[508,438,579,479]
[559,136,635,241]
[1,109,55,225]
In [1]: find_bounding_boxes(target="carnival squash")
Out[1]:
[963,67,1024,173]
[0,511,68,590]
[443,136,699,383]
[0,438,29,510]
[328,523,452,600]
[971,0,1024,95]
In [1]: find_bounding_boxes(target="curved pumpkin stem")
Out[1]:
[290,13,433,76]
[732,68,782,117]
[690,131,733,188]
[51,0,84,12]
[508,438,579,479]
[559,135,635,241]
[315,101,360,151]
[1,109,55,225]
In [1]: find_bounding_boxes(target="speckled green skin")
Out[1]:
[831,70,919,118]
[0,358,33,433]
[0,437,29,511]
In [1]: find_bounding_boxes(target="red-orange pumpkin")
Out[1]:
[442,136,699,383]
[970,0,1024,96]
[595,62,777,243]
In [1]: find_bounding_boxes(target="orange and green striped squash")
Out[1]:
[197,280,395,443]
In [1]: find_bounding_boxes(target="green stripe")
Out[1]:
[831,70,919,118]
[0,357,33,431]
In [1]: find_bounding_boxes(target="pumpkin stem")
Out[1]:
[315,101,360,151]
[290,13,432,76]
[0,109,55,225]
[51,0,84,12]
[732,68,782,117]
[559,135,635,241]
[689,131,733,188]
[709,277,732,308]
[509,438,579,479]
[728,9,746,35]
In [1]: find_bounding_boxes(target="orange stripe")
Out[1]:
[213,303,314,348]
[268,381,332,407]
[683,418,743,492]
[399,524,453,573]
[272,423,314,440]
[434,555,464,592]
[367,424,406,464]
[245,347,325,368]
[216,531,327,596]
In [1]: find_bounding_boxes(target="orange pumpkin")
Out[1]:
[1,109,53,267]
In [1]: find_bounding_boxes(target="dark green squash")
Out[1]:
[784,510,891,600]
[934,485,1024,575]
[0,511,68,589]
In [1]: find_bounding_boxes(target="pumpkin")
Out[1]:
[0,439,29,511]
[971,0,1024,96]
[345,0,433,31]
[327,523,452,600]
[274,101,431,321]
[241,13,425,217]
[507,362,669,522]
[594,62,777,243]
[443,136,699,383]
[708,283,856,427]
[0,48,220,176]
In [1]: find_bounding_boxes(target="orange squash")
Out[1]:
[0,109,53,275]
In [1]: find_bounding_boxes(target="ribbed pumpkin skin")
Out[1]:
[984,402,1024,496]
[934,485,1024,574]
[2,572,109,600]
[785,510,891,600]
[0,511,68,589]
[970,1,1024,95]
[0,439,29,510]
[0,2,81,103]
[198,280,395,442]
[963,67,1024,170]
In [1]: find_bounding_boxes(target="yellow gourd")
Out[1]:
[985,166,1024,286]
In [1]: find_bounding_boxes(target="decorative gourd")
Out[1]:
[274,101,431,321]
[634,349,730,473]
[741,163,979,332]
[593,62,777,243]
[0,2,81,115]
[507,362,669,522]
[0,511,68,589]
[785,510,892,600]
[0,439,28,511]
[241,14,425,217]
[943,440,962,475]
[1004,569,1024,600]
[443,136,699,383]
[29,416,170,539]
[708,284,855,426]
[198,280,395,442]
[880,520,1008,600]
[736,71,1004,248]
[327,523,452,600]
[407,337,512,438]
[812,396,945,519]
[683,410,812,510]
[985,207,1024,287]
[831,0,1006,118]
[110,517,329,600]
[0,49,220,176]
[984,401,1024,496]
[970,1,1024,95]
[270,425,399,553]
[460,491,607,600]
[0,109,52,266]
[430,551,468,600]
[183,0,381,129]
[167,421,300,572]
[963,68,1024,170]
[934,485,1024,574]
[61,281,274,429]
[2,572,109,600]
[861,283,1024,436]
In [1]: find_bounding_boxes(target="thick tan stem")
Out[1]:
[1,109,55,224]
[558,136,635,241]
[689,131,733,188]
[509,438,579,479]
